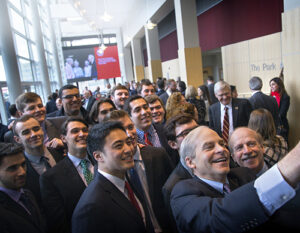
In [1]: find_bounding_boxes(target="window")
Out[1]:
[14,33,30,59]
[9,8,26,35]
[18,58,33,81]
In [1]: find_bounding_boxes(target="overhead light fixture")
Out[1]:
[97,30,107,54]
[74,1,81,8]
[101,11,112,22]
[145,19,157,30]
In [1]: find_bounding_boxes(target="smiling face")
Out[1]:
[141,84,155,97]
[215,87,232,106]
[230,128,264,175]
[129,98,152,131]
[62,121,88,157]
[111,89,129,109]
[99,129,134,179]
[187,128,230,182]
[119,116,138,151]
[97,102,115,123]
[270,81,279,93]
[22,98,46,124]
[14,118,44,152]
[61,88,82,116]
[149,100,165,124]
[0,153,26,191]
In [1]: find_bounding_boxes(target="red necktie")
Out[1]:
[125,181,142,216]
[222,107,229,144]
[144,132,153,146]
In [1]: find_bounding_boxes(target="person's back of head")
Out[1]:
[157,79,165,90]
[9,104,20,118]
[249,76,263,91]
[207,76,214,84]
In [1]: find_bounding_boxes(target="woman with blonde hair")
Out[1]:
[248,108,288,166]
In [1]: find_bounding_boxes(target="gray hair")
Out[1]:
[185,85,198,99]
[180,126,209,175]
[214,81,230,95]
[249,76,263,91]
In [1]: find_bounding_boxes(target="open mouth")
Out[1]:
[212,157,228,163]
[242,154,258,161]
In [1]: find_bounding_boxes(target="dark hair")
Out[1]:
[88,99,116,124]
[198,85,212,105]
[103,110,129,122]
[269,77,287,96]
[59,85,78,99]
[230,85,236,93]
[16,92,42,112]
[9,104,18,117]
[0,143,24,166]
[178,81,186,92]
[52,92,58,101]
[137,79,153,94]
[87,121,125,155]
[111,85,128,97]
[13,115,37,136]
[61,117,88,136]
[207,76,214,82]
[123,95,146,116]
[164,114,196,141]
[157,79,165,89]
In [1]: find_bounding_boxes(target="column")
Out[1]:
[174,0,204,87]
[145,26,162,82]
[116,28,128,82]
[30,0,51,98]
[131,38,145,82]
[123,46,134,82]
[0,0,22,106]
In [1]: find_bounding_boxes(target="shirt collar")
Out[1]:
[0,187,24,202]
[166,89,172,96]
[68,152,89,168]
[220,100,232,109]
[133,146,142,161]
[24,151,43,163]
[256,162,269,177]
[136,125,154,139]
[251,90,261,96]
[98,169,125,194]
[198,176,229,194]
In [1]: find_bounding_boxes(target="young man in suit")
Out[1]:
[104,110,174,232]
[72,121,154,233]
[124,95,178,165]
[0,143,44,233]
[159,79,177,106]
[13,115,63,208]
[248,76,279,126]
[138,79,156,98]
[171,126,300,233]
[110,85,129,110]
[209,81,252,143]
[40,117,93,233]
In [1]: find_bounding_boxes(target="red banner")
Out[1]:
[94,45,121,79]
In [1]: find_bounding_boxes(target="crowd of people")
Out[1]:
[0,74,299,233]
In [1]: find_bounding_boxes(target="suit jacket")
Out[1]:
[47,107,88,122]
[278,93,290,129]
[0,189,45,233]
[159,92,169,106]
[248,91,279,127]
[46,99,57,114]
[153,123,179,166]
[24,149,64,210]
[40,156,89,233]
[85,96,96,112]
[209,98,253,137]
[129,145,175,232]
[162,162,192,233]
[170,168,271,233]
[207,83,218,104]
[72,172,153,233]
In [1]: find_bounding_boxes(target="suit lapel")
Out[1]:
[215,103,221,135]
[232,99,238,129]
[63,157,87,189]
[139,147,154,201]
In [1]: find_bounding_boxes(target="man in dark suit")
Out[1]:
[171,126,300,233]
[83,90,96,112]
[40,118,93,233]
[206,76,218,104]
[249,76,279,126]
[159,79,177,105]
[13,115,63,208]
[138,79,156,98]
[72,122,154,233]
[209,81,252,142]
[0,142,44,233]
[124,95,178,165]
[47,85,88,121]
[104,110,174,232]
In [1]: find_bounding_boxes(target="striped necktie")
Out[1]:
[222,106,229,144]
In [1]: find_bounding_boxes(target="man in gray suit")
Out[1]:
[248,76,279,126]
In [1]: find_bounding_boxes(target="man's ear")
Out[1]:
[14,135,21,144]
[93,151,104,162]
[168,140,178,150]
[60,135,67,144]
[185,157,196,169]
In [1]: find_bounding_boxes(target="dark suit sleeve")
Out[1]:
[171,180,269,233]
[279,94,290,120]
[40,173,69,233]
[208,105,215,130]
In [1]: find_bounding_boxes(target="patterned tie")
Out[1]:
[80,159,93,185]
[222,107,229,144]
[223,183,231,194]
[41,156,51,170]
[144,132,153,146]
[125,181,142,216]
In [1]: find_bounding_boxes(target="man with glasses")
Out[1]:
[13,115,63,209]
[162,113,198,233]
[48,85,88,121]
[40,117,94,233]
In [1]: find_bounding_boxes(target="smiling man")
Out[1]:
[229,127,270,177]
[40,117,93,233]
[171,126,300,233]
[145,95,166,124]
[72,121,154,233]
[0,143,44,233]
[110,85,129,110]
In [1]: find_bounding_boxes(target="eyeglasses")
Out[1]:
[175,126,198,139]
[62,94,80,100]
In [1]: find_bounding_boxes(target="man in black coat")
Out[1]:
[159,79,177,106]
[206,76,218,104]
[0,143,45,233]
[40,118,94,233]
[83,90,96,112]
[248,76,279,126]
[72,122,154,233]
[209,81,252,139]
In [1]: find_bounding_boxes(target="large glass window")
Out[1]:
[14,34,30,59]
[9,8,26,35]
[0,56,7,81]
[18,58,33,81]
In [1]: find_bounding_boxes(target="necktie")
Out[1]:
[144,132,153,146]
[223,183,231,194]
[125,181,142,216]
[222,107,229,144]
[80,159,93,185]
[41,156,51,170]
